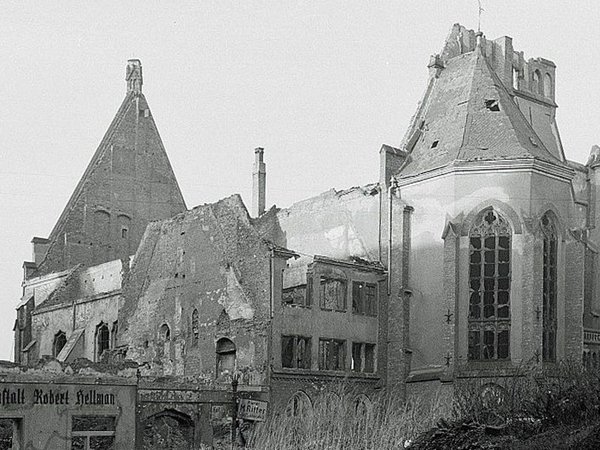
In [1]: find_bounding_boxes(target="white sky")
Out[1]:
[1,1,599,360]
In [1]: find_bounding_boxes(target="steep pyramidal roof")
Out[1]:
[398,26,566,179]
[35,60,186,275]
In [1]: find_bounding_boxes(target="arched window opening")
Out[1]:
[159,324,171,341]
[216,338,236,378]
[544,73,552,98]
[468,208,512,361]
[53,331,67,357]
[191,309,199,347]
[96,322,110,361]
[541,213,558,362]
[285,391,312,418]
[532,70,543,95]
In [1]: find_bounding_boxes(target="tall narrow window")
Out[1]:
[95,323,110,361]
[191,309,199,347]
[216,338,236,378]
[468,209,511,361]
[53,331,67,357]
[541,213,557,362]
[318,338,346,371]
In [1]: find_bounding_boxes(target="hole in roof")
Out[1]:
[431,140,439,149]
[529,137,539,147]
[485,99,500,111]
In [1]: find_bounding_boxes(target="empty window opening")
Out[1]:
[544,73,552,98]
[532,69,543,95]
[95,323,110,361]
[351,342,376,373]
[541,213,557,362]
[72,415,116,449]
[319,277,346,311]
[352,281,377,316]
[281,335,311,369]
[468,208,512,361]
[191,309,199,347]
[282,283,311,307]
[485,99,500,111]
[431,140,439,148]
[216,338,236,378]
[53,330,67,357]
[159,324,171,341]
[318,338,346,371]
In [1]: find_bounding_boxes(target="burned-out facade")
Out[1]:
[11,23,600,447]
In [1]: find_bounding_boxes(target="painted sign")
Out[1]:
[238,398,267,422]
[0,385,116,408]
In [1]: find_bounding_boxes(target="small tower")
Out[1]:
[252,147,266,217]
[126,59,143,94]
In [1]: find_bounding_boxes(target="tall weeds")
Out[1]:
[246,362,600,449]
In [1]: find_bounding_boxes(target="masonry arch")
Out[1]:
[532,69,543,95]
[142,409,194,449]
[544,73,553,98]
[216,338,236,378]
[461,200,522,236]
[285,391,313,418]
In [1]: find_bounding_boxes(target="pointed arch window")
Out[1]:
[468,209,511,361]
[95,322,110,361]
[541,213,557,362]
[53,331,67,357]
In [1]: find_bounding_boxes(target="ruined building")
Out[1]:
[11,24,600,445]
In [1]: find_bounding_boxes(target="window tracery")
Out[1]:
[468,208,511,361]
[541,213,557,362]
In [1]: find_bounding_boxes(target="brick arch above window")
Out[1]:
[461,200,522,236]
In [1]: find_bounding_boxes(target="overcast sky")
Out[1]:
[1,1,599,360]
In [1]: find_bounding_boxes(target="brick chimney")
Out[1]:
[126,59,143,94]
[252,147,266,217]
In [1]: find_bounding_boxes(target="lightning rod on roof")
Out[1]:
[477,0,485,33]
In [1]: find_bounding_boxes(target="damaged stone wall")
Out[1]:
[119,194,273,384]
[25,259,125,363]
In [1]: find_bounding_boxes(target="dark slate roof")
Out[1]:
[398,44,565,178]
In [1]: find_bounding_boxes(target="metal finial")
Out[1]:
[477,0,485,33]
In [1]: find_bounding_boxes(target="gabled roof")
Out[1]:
[398,40,566,178]
[47,92,186,243]
[35,63,187,275]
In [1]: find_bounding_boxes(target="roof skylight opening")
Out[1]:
[485,99,500,112]
[431,140,439,149]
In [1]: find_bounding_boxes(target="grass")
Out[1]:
[246,385,450,450]
[242,362,600,449]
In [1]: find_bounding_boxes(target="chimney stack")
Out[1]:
[126,59,143,94]
[252,147,266,217]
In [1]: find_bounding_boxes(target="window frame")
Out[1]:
[70,414,116,450]
[541,213,558,362]
[281,335,312,370]
[351,342,376,373]
[467,208,512,362]
[318,338,346,371]
[352,281,378,316]
[319,277,347,312]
